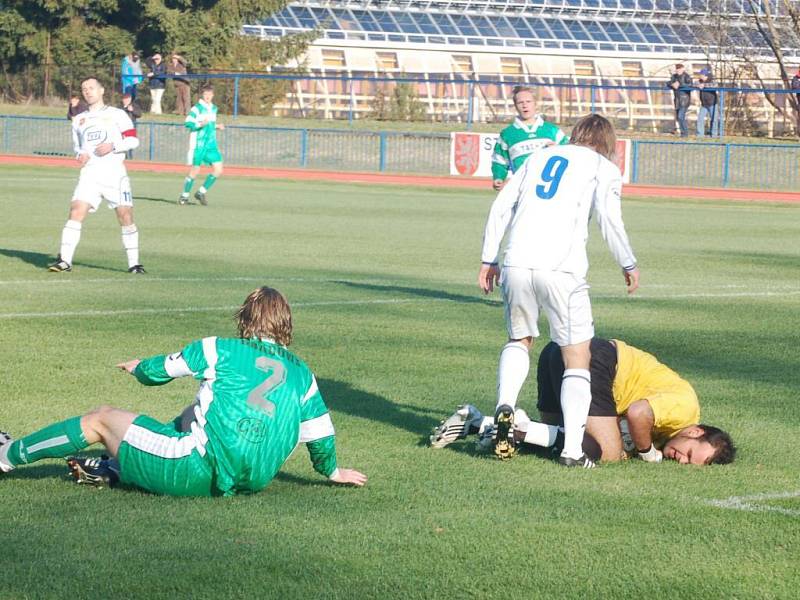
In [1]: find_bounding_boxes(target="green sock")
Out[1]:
[6,416,88,466]
[202,174,218,191]
[182,177,194,195]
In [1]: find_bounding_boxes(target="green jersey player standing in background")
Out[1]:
[491,86,568,191]
[179,84,224,206]
[0,287,367,495]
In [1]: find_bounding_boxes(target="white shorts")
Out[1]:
[501,266,594,347]
[72,170,133,213]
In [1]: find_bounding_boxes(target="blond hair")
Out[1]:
[235,287,293,346]
[569,114,617,161]
[512,85,535,104]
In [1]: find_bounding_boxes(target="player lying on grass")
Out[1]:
[0,287,367,495]
[430,338,735,465]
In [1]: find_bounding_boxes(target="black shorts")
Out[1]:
[536,338,618,418]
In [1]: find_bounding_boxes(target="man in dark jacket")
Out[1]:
[120,93,143,159]
[668,63,692,137]
[791,68,800,107]
[696,68,719,137]
[146,53,167,114]
[67,94,88,120]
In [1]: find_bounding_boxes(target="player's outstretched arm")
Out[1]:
[329,468,367,487]
[116,359,141,374]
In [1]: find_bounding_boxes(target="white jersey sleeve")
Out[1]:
[593,162,637,271]
[480,166,527,264]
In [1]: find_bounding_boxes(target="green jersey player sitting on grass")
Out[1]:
[0,287,367,495]
[491,85,568,192]
[179,84,224,206]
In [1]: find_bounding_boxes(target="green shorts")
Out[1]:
[190,145,223,167]
[117,415,218,497]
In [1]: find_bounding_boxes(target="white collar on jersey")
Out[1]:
[513,114,543,131]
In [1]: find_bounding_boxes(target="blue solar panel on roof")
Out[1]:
[450,14,479,36]
[394,13,421,34]
[544,18,573,40]
[373,10,400,32]
[470,15,500,37]
[493,17,520,38]
[431,13,458,36]
[566,21,590,41]
[410,13,440,35]
[351,10,381,32]
[290,7,318,28]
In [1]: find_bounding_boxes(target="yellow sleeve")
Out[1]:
[648,381,700,441]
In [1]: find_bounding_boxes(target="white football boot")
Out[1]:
[430,404,484,448]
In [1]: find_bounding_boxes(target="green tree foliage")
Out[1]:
[0,1,310,106]
[371,79,427,121]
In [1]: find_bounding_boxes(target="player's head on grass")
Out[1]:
[662,424,736,465]
[570,113,616,161]
[235,287,293,346]
[79,76,105,107]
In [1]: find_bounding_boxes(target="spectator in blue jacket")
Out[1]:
[696,68,720,137]
[121,52,144,99]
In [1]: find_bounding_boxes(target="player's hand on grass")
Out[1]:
[329,468,367,487]
[492,179,506,191]
[624,267,640,295]
[116,359,141,374]
[94,142,114,157]
[478,263,500,294]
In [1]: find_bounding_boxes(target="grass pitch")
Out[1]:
[1,165,799,599]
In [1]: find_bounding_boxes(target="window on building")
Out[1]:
[500,56,523,75]
[377,52,399,70]
[574,60,596,76]
[622,61,643,77]
[322,49,346,68]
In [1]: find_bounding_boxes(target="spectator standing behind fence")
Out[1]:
[169,52,191,115]
[696,68,720,138]
[146,53,167,114]
[121,52,144,100]
[67,94,88,120]
[792,68,800,106]
[120,93,142,159]
[491,86,568,191]
[668,63,692,137]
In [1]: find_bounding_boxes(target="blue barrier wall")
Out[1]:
[2,115,798,191]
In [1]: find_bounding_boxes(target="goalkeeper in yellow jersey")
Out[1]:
[431,338,736,466]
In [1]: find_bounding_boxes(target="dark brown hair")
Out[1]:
[235,287,293,346]
[697,424,736,465]
[569,114,617,161]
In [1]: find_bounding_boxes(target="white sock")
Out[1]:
[59,220,82,264]
[198,186,207,194]
[496,341,530,411]
[520,421,560,447]
[121,224,139,267]
[560,368,592,460]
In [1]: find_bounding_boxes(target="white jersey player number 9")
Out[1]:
[535,155,569,200]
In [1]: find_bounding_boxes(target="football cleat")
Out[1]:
[430,404,484,449]
[127,264,146,274]
[558,453,596,469]
[194,190,208,206]
[178,194,189,205]
[48,257,72,272]
[476,424,496,452]
[493,404,516,460]
[0,431,15,473]
[66,455,120,488]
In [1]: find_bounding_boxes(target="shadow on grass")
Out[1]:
[135,195,176,205]
[335,280,501,307]
[0,247,123,273]
[319,378,445,446]
[2,463,70,481]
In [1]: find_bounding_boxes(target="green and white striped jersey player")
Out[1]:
[491,86,568,191]
[0,287,367,495]
[179,84,224,206]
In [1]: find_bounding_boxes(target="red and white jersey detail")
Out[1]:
[72,106,138,171]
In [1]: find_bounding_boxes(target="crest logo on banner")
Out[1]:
[453,133,480,176]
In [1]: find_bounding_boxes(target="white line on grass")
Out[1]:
[0,297,451,320]
[1,276,798,299]
[705,491,800,517]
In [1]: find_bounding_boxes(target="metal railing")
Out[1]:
[2,115,799,190]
